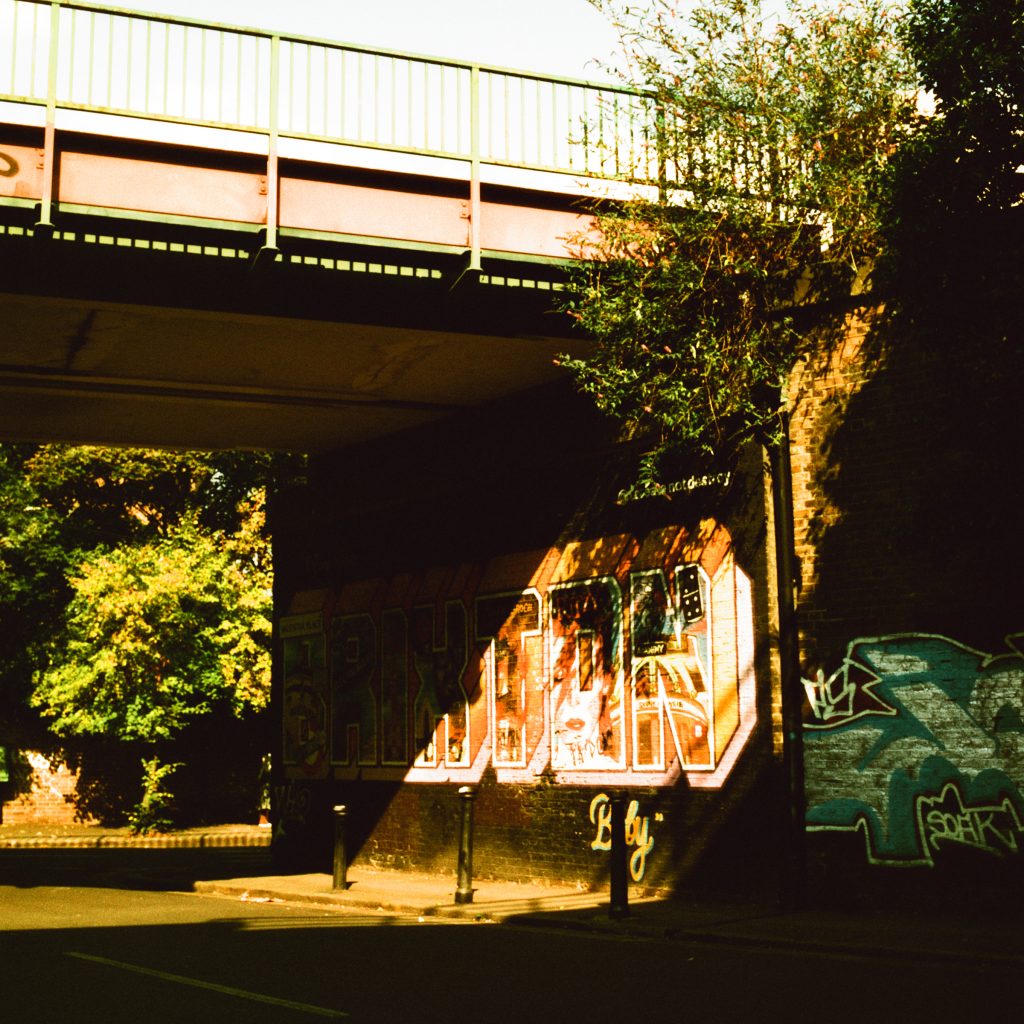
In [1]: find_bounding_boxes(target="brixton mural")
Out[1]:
[281,520,756,790]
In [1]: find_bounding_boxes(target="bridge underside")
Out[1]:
[0,209,583,453]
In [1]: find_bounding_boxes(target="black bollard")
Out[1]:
[609,792,630,919]
[332,804,348,891]
[454,785,477,904]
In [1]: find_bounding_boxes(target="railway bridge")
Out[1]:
[0,0,659,450]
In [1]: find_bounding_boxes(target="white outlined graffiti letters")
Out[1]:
[282,633,329,778]
[283,521,757,785]
[549,578,624,770]
[330,614,378,766]
[380,609,409,765]
[477,590,543,768]
[803,657,894,728]
[630,566,713,769]
[413,602,469,767]
[917,782,1024,860]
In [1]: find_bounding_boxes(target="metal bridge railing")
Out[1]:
[0,0,660,181]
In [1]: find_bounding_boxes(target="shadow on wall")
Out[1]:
[270,390,785,893]
[796,189,1024,894]
[801,308,1023,662]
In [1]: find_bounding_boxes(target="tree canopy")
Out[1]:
[0,443,294,825]
[30,497,271,743]
[560,0,917,499]
[877,0,1024,341]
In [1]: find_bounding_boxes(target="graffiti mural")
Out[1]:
[550,577,624,770]
[476,590,544,769]
[282,521,756,788]
[413,602,470,768]
[330,613,378,766]
[804,633,1024,866]
[281,613,329,779]
[631,566,713,770]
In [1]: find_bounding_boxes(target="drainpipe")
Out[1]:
[770,408,806,910]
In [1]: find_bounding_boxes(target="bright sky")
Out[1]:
[124,0,625,81]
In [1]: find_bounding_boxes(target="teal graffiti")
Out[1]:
[804,634,1024,865]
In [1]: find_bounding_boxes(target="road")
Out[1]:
[0,883,1014,1023]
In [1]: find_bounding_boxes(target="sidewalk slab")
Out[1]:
[192,867,1024,969]
[193,867,595,919]
[10,824,1021,970]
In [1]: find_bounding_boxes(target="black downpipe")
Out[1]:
[770,410,806,910]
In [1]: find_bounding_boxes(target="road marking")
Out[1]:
[65,952,348,1018]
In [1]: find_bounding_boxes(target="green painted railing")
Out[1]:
[0,0,660,179]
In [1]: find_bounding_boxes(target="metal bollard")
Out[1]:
[608,792,630,919]
[332,804,348,891]
[454,785,477,904]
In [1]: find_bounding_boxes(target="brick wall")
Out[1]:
[272,384,785,895]
[789,308,1024,901]
[1,751,82,825]
[270,306,1024,904]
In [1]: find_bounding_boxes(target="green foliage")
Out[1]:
[0,446,71,747]
[877,0,1024,341]
[31,500,271,743]
[127,756,181,835]
[561,0,917,499]
[1,443,298,823]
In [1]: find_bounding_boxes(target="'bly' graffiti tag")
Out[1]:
[589,792,655,881]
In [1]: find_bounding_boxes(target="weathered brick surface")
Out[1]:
[273,385,785,893]
[788,308,1021,662]
[788,308,1024,898]
[1,752,82,825]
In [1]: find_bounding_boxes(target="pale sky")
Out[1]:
[123,0,625,81]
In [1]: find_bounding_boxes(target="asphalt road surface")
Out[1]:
[0,883,1014,1023]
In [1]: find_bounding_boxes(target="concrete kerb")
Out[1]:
[0,832,271,849]
[190,871,1024,969]
[191,870,603,921]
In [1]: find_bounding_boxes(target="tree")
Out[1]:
[0,443,295,825]
[878,0,1024,341]
[31,501,271,744]
[0,447,73,752]
[560,0,917,499]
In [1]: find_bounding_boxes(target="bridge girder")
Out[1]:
[0,212,585,453]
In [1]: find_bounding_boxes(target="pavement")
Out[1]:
[190,867,1024,969]
[3,822,1022,968]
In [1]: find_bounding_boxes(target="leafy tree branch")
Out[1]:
[561,0,918,500]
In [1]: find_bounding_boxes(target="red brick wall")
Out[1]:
[271,387,784,894]
[788,309,1024,896]
[1,751,83,825]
